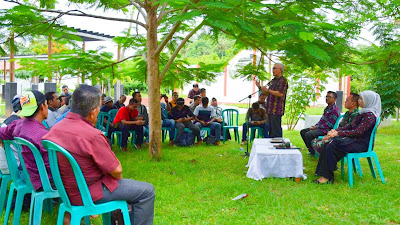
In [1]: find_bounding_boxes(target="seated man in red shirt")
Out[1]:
[113,98,145,151]
[43,84,155,224]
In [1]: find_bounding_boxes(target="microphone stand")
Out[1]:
[239,90,260,157]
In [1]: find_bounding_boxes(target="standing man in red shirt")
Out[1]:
[256,63,288,138]
[113,98,145,151]
[43,84,155,224]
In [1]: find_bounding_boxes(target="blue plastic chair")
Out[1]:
[42,140,131,225]
[96,112,110,137]
[3,140,33,225]
[14,137,60,225]
[108,109,122,149]
[340,117,384,187]
[0,169,11,217]
[222,109,240,143]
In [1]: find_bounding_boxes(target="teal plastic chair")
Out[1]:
[0,169,11,217]
[108,109,122,148]
[249,126,264,142]
[42,140,131,225]
[341,117,384,187]
[200,127,211,138]
[14,137,60,225]
[96,112,110,137]
[222,109,240,143]
[3,140,33,225]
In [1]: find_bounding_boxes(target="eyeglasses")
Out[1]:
[325,96,333,98]
[272,67,281,70]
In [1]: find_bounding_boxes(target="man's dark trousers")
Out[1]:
[268,114,283,138]
[300,128,325,155]
[117,124,144,147]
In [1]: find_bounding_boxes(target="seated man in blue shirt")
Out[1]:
[194,97,221,145]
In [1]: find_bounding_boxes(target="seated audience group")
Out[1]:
[0,85,155,224]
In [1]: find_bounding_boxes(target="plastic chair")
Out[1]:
[42,140,131,225]
[0,170,11,217]
[249,127,264,142]
[3,140,33,225]
[108,109,122,148]
[340,117,384,187]
[14,137,60,225]
[222,109,240,143]
[42,120,49,130]
[200,127,211,138]
[96,112,110,137]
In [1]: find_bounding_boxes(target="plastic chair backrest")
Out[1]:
[367,117,381,153]
[42,120,50,129]
[14,137,54,192]
[3,140,28,186]
[42,140,96,208]
[222,109,239,126]
[96,112,109,133]
[333,114,344,129]
[108,109,119,123]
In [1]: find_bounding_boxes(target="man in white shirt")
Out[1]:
[193,97,221,145]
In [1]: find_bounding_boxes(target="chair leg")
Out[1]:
[347,156,354,188]
[12,190,26,225]
[0,176,10,217]
[235,128,239,143]
[28,193,35,225]
[102,212,112,225]
[4,185,15,225]
[121,205,132,225]
[367,157,376,179]
[372,155,385,184]
[354,158,363,177]
[32,195,45,225]
[56,207,66,225]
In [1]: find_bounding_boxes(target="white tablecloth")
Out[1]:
[246,138,306,180]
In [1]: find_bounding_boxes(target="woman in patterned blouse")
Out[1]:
[314,90,381,184]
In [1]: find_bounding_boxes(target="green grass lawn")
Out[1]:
[2,122,400,224]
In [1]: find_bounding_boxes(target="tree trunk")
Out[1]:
[146,6,162,160]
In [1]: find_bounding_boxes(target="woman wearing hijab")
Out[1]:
[314,90,381,184]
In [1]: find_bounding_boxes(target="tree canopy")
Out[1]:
[1,0,399,158]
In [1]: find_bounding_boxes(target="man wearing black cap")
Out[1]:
[0,90,52,192]
[188,84,201,99]
[171,98,202,145]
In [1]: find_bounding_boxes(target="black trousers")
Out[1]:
[268,114,282,138]
[300,128,325,155]
[116,124,144,147]
[315,137,367,180]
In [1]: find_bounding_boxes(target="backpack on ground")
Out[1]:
[204,135,218,145]
[176,131,195,147]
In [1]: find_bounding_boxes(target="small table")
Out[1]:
[246,138,305,181]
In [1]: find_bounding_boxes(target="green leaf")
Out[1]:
[304,43,331,62]
[299,32,315,42]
